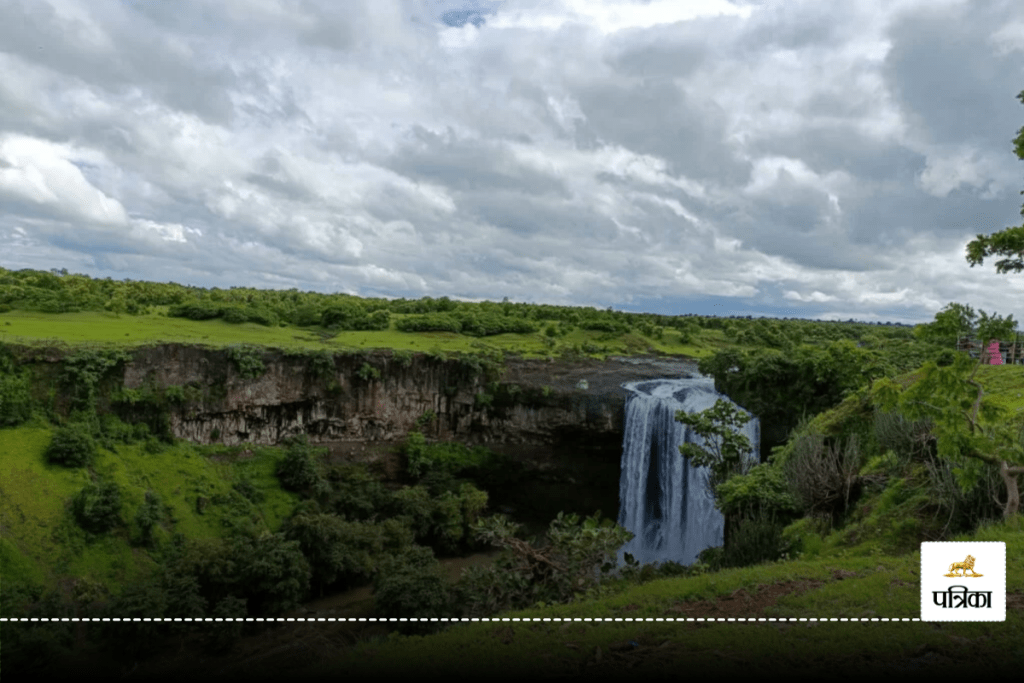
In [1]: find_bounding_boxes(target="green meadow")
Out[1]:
[0,423,300,598]
[0,306,724,360]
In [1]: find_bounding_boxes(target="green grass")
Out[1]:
[0,424,300,597]
[296,517,1024,677]
[0,308,709,360]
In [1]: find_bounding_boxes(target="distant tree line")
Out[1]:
[0,267,923,345]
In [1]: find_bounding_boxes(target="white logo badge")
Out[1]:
[920,542,1005,621]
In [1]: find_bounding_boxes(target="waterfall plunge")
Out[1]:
[617,377,760,567]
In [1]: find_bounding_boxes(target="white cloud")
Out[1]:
[0,134,129,226]
[1,0,1023,325]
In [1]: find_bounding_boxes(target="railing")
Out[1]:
[957,336,1024,364]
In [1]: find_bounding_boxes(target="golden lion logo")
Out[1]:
[944,555,983,577]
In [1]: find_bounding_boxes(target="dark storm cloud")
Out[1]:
[883,0,1024,148]
[574,77,752,185]
[384,125,571,197]
[243,152,316,202]
[0,0,236,125]
[460,190,619,240]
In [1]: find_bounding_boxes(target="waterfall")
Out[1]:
[617,377,760,567]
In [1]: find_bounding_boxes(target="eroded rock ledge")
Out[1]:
[14,342,699,452]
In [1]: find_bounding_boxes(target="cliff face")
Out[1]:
[116,345,629,449]
[6,342,700,454]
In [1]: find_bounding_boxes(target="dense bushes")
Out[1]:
[282,503,414,591]
[0,349,33,426]
[372,545,451,634]
[320,301,390,331]
[168,302,280,327]
[783,433,863,521]
[45,425,97,467]
[394,313,463,334]
[164,528,311,618]
[451,512,632,618]
[402,431,499,479]
[394,311,537,336]
[275,435,330,497]
[456,312,538,336]
[72,479,122,533]
[579,319,625,333]
[391,482,488,553]
[326,464,391,521]
[133,490,163,545]
[225,344,266,380]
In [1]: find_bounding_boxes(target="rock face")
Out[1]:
[116,345,700,450]
[13,342,700,452]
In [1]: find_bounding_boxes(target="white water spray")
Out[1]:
[617,377,760,567]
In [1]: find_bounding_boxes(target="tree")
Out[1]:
[871,310,1024,519]
[676,399,756,503]
[965,90,1024,274]
[914,302,977,348]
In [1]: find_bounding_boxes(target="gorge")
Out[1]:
[8,342,763,566]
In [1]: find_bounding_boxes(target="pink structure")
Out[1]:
[986,339,1004,365]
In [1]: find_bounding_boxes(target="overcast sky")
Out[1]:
[2,0,1024,325]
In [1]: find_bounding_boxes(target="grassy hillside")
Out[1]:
[0,425,299,598]
[293,515,1024,678]
[0,307,718,360]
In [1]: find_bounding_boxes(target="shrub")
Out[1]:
[452,512,632,618]
[306,351,336,380]
[232,476,264,504]
[782,433,862,519]
[221,305,249,324]
[275,435,330,496]
[143,436,166,454]
[580,319,621,333]
[0,364,33,427]
[321,301,368,330]
[168,302,221,321]
[72,479,122,533]
[433,484,488,552]
[225,344,265,380]
[162,529,310,619]
[1,587,75,673]
[163,385,187,405]
[134,490,163,545]
[720,517,789,568]
[98,413,136,446]
[873,410,934,463]
[403,432,493,479]
[355,362,380,382]
[393,349,414,368]
[394,313,463,334]
[414,409,436,430]
[326,464,390,521]
[364,309,391,330]
[44,425,96,467]
[455,312,538,336]
[282,505,413,590]
[372,545,451,634]
[717,462,800,521]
